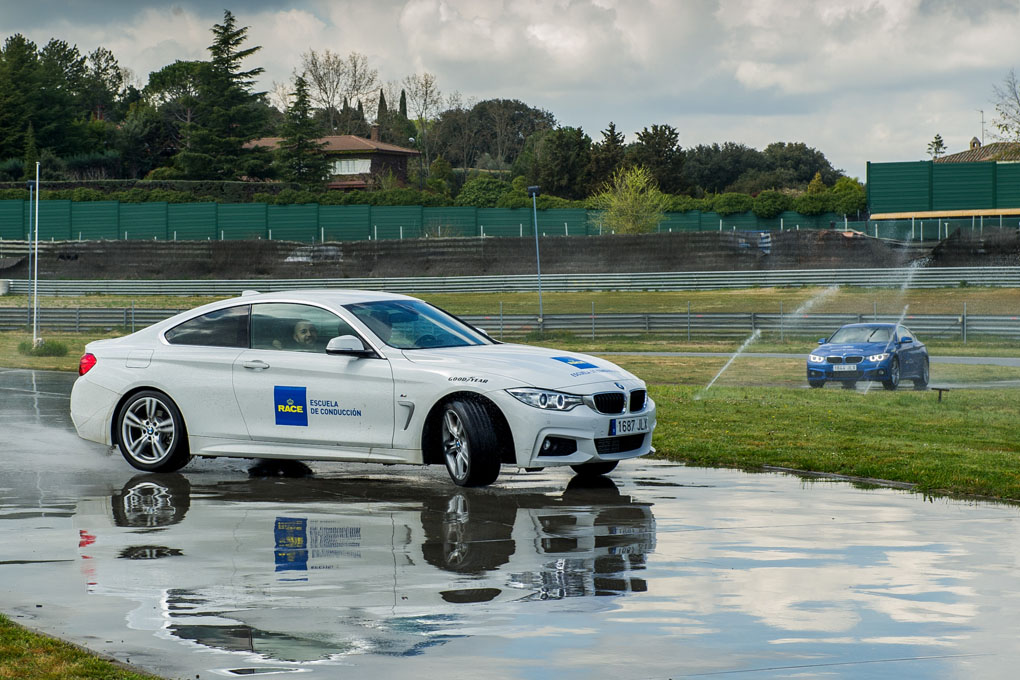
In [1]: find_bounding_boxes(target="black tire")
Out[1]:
[570,460,619,477]
[440,399,501,487]
[808,380,825,389]
[882,357,900,390]
[841,381,857,390]
[116,390,191,473]
[913,357,930,390]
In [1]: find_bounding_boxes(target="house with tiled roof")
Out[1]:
[248,125,420,190]
[935,137,1020,163]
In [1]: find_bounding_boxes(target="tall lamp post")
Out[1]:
[31,162,40,346]
[528,185,543,326]
[25,178,34,340]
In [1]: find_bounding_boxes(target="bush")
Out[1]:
[17,339,68,357]
[752,190,792,218]
[455,175,509,207]
[712,192,754,216]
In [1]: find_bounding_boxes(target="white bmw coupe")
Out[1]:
[70,290,656,486]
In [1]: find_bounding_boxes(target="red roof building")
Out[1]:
[248,125,420,190]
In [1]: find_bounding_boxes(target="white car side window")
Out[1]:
[251,303,357,353]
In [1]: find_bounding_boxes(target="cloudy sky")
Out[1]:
[5,0,1020,180]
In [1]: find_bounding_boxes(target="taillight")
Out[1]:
[78,353,97,376]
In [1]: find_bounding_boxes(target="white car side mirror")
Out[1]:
[326,335,375,357]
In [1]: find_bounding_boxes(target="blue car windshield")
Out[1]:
[828,326,892,344]
[345,300,492,349]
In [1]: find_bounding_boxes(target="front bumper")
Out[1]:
[487,391,657,468]
[806,360,892,382]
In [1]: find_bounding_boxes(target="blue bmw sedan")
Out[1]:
[806,323,929,390]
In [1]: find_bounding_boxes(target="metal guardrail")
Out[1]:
[3,307,1017,341]
[3,267,1020,297]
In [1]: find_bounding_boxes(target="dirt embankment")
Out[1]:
[1,228,1016,280]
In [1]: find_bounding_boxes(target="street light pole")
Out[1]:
[25,178,33,336]
[32,161,40,346]
[528,186,543,324]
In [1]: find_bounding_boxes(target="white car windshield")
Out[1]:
[828,326,892,344]
[345,300,492,349]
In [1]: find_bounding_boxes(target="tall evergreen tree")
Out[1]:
[588,121,627,191]
[0,35,41,159]
[275,75,329,185]
[398,89,407,118]
[376,89,387,120]
[175,10,270,179]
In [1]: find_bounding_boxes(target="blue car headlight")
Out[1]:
[808,354,825,363]
[868,353,890,362]
[506,388,584,411]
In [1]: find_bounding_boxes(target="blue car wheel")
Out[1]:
[882,357,900,390]
[913,357,930,390]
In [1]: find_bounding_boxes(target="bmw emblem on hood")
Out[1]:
[615,382,626,391]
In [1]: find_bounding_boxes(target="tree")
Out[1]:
[174,10,271,180]
[275,75,329,185]
[81,47,124,121]
[683,142,764,194]
[762,142,840,185]
[21,123,38,180]
[992,69,1020,141]
[0,35,41,159]
[376,88,387,121]
[588,122,627,191]
[627,124,685,194]
[300,49,345,131]
[831,176,867,216]
[402,72,442,169]
[513,126,592,200]
[807,171,827,194]
[144,60,205,155]
[399,89,407,118]
[589,166,669,234]
[927,133,946,159]
[471,98,555,169]
[432,92,478,176]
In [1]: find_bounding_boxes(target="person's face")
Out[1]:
[293,321,317,346]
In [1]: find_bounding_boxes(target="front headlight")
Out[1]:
[506,388,584,411]
[809,354,825,363]
[868,353,890,362]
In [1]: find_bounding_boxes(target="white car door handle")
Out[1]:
[242,360,270,371]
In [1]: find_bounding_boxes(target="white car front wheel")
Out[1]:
[441,399,500,487]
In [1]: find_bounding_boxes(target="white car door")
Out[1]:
[232,302,395,450]
[161,304,252,441]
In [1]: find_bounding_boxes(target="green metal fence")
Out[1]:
[0,200,861,243]
[868,160,1020,214]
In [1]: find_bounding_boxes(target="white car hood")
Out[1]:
[401,343,638,391]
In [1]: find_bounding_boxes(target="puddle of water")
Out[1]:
[2,456,1020,679]
[4,371,1020,678]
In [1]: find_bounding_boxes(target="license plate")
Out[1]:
[833,364,857,372]
[609,416,649,436]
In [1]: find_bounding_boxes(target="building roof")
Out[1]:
[246,135,419,156]
[935,141,1020,163]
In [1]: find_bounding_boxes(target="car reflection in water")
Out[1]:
[75,470,655,664]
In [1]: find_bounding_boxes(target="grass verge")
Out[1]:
[0,614,156,679]
[650,385,1020,500]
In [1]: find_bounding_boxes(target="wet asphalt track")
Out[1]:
[3,368,1020,679]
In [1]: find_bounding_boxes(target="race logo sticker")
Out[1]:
[552,356,598,370]
[275,386,308,426]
